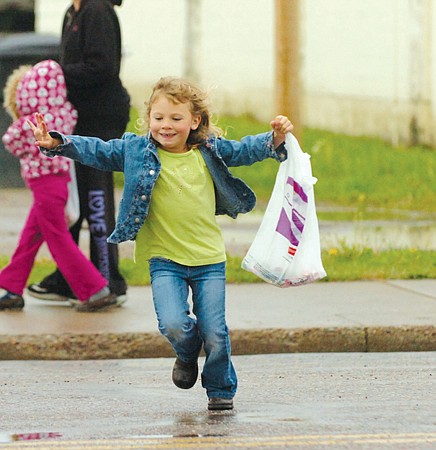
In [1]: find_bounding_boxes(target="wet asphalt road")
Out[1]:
[1,190,435,449]
[0,352,435,449]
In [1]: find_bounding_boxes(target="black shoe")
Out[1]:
[27,283,76,301]
[69,293,127,307]
[208,397,234,411]
[0,291,25,310]
[75,293,118,312]
[172,357,198,389]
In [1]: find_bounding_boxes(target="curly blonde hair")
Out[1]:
[3,65,31,120]
[144,76,222,146]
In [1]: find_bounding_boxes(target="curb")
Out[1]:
[1,325,434,360]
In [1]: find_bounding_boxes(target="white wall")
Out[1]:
[117,0,276,119]
[35,0,435,146]
[36,0,275,118]
[432,3,436,137]
[302,0,434,145]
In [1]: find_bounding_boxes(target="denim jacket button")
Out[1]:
[149,169,155,175]
[134,217,140,223]
[141,195,147,201]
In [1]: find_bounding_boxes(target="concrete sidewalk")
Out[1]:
[0,279,435,360]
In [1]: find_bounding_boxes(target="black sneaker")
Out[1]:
[0,291,25,310]
[208,397,234,411]
[172,357,198,389]
[69,293,127,307]
[75,293,118,312]
[27,283,76,302]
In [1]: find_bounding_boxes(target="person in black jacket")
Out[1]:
[27,0,130,305]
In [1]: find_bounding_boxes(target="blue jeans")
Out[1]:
[149,258,237,399]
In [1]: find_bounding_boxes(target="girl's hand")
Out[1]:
[26,112,61,149]
[270,115,294,148]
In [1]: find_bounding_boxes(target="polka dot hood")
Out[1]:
[2,59,78,181]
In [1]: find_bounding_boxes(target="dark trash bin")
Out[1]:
[0,32,60,188]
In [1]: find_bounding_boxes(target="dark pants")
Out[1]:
[39,125,127,297]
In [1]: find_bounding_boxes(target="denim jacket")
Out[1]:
[43,131,287,244]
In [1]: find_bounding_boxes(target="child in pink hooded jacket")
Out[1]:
[0,59,117,312]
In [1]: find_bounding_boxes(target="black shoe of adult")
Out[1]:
[75,293,118,312]
[0,291,25,310]
[69,293,127,308]
[27,283,76,302]
[208,397,234,411]
[172,357,198,389]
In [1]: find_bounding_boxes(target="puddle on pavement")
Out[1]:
[0,432,62,444]
[176,410,238,426]
[133,403,302,436]
[128,409,238,435]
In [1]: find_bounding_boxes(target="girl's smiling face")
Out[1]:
[149,95,201,153]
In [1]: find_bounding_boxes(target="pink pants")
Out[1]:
[0,173,108,301]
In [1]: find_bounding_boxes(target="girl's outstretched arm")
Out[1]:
[270,115,293,148]
[26,112,62,149]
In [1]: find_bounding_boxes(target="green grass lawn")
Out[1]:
[2,246,434,286]
[218,116,435,216]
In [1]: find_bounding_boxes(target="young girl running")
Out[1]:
[27,76,293,409]
[0,60,116,312]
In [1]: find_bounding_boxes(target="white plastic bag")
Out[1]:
[65,162,80,227]
[242,133,326,287]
